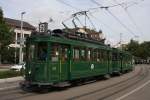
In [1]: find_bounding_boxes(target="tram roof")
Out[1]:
[27,35,112,50]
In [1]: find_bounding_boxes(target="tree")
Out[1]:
[125,39,139,56]
[0,8,14,63]
[124,39,150,59]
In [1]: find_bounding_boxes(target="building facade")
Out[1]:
[5,18,35,47]
[4,18,35,63]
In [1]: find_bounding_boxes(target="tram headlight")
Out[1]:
[28,70,31,74]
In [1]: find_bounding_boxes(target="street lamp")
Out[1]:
[19,11,26,64]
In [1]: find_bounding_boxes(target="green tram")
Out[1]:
[112,48,133,74]
[22,30,133,88]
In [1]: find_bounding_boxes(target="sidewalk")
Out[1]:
[0,76,24,84]
[0,64,12,69]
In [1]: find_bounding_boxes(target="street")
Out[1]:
[1,0,150,100]
[0,65,150,100]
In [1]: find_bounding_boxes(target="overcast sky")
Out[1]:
[0,0,150,46]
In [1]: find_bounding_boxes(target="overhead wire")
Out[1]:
[106,9,136,36]
[75,16,84,27]
[113,0,143,36]
[57,0,138,37]
[56,0,80,11]
[90,0,122,33]
[85,14,96,30]
[91,0,137,37]
[57,0,119,34]
[56,0,96,30]
[88,11,119,34]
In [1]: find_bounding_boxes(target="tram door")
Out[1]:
[108,51,112,74]
[49,44,60,82]
[59,45,70,81]
[49,44,70,82]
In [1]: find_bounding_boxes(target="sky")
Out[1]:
[0,0,150,46]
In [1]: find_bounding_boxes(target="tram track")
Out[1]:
[68,65,149,100]
[0,87,37,100]
[0,65,147,100]
[98,65,149,100]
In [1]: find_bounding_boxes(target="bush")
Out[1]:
[0,70,22,79]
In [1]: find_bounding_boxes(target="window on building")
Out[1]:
[24,34,29,39]
[17,33,21,44]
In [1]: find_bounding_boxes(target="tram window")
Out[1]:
[28,44,35,60]
[97,50,101,62]
[61,46,68,62]
[73,48,79,61]
[112,53,117,61]
[104,51,108,60]
[109,52,112,60]
[102,51,105,60]
[81,49,86,60]
[51,44,59,62]
[87,49,92,61]
[98,50,101,62]
[94,49,99,61]
[37,42,48,61]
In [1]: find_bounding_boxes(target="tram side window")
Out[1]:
[94,49,99,62]
[112,53,117,61]
[109,52,112,60]
[119,54,122,60]
[61,46,68,62]
[51,44,59,62]
[101,50,107,61]
[98,50,102,62]
[81,49,86,61]
[37,42,48,61]
[73,48,80,61]
[97,50,101,62]
[87,49,91,61]
[101,50,104,61]
[28,44,35,61]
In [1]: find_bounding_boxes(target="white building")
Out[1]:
[4,18,35,63]
[5,18,35,47]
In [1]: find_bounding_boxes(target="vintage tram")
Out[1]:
[21,29,133,89]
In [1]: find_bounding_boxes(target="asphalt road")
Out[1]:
[0,64,150,100]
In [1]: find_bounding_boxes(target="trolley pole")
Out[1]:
[19,12,26,64]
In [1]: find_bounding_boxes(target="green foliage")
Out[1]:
[0,70,22,79]
[0,7,14,63]
[1,47,19,63]
[124,40,150,59]
[0,8,13,47]
[0,7,3,23]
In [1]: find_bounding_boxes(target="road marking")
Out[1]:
[0,86,18,91]
[115,79,150,100]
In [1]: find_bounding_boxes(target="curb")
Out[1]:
[0,76,24,84]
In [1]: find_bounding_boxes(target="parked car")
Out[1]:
[10,63,25,71]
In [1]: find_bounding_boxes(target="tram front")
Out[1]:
[24,40,49,86]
